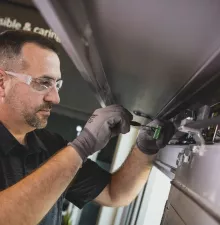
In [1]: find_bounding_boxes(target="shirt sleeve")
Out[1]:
[37,129,111,208]
[65,159,111,209]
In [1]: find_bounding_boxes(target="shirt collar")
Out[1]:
[0,123,47,155]
[26,131,47,154]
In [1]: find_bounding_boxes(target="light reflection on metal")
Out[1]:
[172,180,220,224]
[178,119,205,156]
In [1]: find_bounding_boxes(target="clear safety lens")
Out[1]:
[32,78,63,92]
[56,80,63,91]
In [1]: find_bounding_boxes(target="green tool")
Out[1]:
[130,121,162,139]
[153,125,162,140]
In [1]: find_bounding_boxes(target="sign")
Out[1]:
[0,16,61,43]
[0,2,61,44]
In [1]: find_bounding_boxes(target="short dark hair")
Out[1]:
[0,30,58,70]
[0,30,58,55]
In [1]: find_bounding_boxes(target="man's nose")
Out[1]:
[44,87,60,105]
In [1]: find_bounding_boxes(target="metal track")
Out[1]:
[172,180,220,224]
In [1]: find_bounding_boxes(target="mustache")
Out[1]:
[36,103,53,111]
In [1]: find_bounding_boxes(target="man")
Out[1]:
[0,30,175,225]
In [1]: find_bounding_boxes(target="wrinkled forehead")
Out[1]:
[20,42,61,80]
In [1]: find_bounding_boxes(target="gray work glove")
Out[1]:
[68,105,133,161]
[136,119,175,155]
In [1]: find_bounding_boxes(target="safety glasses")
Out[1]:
[1,70,63,93]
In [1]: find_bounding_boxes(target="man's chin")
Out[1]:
[36,117,48,129]
[37,121,48,129]
[26,115,48,129]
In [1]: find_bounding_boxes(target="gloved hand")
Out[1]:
[136,119,175,155]
[68,105,133,161]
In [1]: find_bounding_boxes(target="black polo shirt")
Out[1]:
[0,123,111,225]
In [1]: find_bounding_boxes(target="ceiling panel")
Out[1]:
[83,0,220,118]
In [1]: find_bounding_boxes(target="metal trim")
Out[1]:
[154,161,176,180]
[187,115,220,130]
[171,180,220,224]
[156,44,220,119]
[155,159,176,170]
[33,0,114,107]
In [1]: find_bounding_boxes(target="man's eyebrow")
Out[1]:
[40,75,62,81]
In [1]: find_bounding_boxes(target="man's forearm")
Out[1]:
[109,147,156,206]
[0,146,82,225]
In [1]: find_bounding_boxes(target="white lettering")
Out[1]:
[23,22,31,31]
[33,27,40,33]
[33,27,61,43]
[0,17,21,30]
[0,17,61,43]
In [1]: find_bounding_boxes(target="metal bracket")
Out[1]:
[176,146,193,167]
[178,118,206,156]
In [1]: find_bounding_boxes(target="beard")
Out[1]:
[23,102,53,129]
[5,83,53,129]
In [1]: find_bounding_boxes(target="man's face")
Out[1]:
[4,43,61,129]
